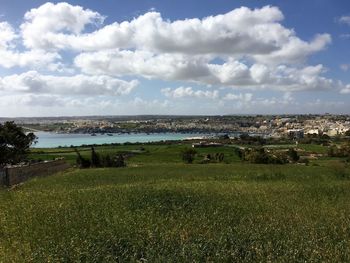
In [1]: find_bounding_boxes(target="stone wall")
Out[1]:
[0,160,70,187]
[0,169,6,186]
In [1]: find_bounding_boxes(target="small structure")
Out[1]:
[305,129,320,136]
[192,141,223,148]
[287,129,304,139]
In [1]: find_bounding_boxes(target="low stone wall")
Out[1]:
[0,160,70,187]
[0,169,6,186]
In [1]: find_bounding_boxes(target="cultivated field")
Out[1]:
[0,143,350,262]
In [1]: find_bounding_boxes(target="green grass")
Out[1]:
[1,159,350,261]
[29,143,242,165]
[297,143,328,154]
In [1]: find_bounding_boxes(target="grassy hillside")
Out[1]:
[1,158,350,261]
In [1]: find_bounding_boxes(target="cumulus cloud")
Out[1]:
[0,22,17,49]
[21,2,104,50]
[0,71,138,96]
[0,2,349,116]
[252,34,331,64]
[0,49,60,69]
[19,3,330,64]
[161,86,218,99]
[0,3,339,93]
[75,49,338,91]
[0,21,60,68]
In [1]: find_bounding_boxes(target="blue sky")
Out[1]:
[0,0,349,116]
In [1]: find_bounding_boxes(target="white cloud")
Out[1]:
[223,92,253,102]
[340,84,350,94]
[75,49,338,91]
[252,34,331,64]
[0,3,339,94]
[161,86,218,99]
[0,49,60,69]
[0,22,17,49]
[19,3,330,65]
[75,50,211,81]
[21,2,104,50]
[339,16,350,26]
[0,71,138,96]
[0,2,348,116]
[0,21,61,69]
[340,64,350,71]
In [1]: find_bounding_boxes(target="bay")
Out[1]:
[33,131,202,148]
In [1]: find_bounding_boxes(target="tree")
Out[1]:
[75,148,91,168]
[182,148,197,164]
[0,121,36,167]
[90,146,101,167]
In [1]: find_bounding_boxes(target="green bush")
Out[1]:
[182,148,197,164]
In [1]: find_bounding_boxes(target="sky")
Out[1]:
[0,0,349,117]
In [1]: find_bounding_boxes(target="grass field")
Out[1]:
[28,142,329,165]
[1,143,350,261]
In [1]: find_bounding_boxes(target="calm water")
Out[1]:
[33,132,201,148]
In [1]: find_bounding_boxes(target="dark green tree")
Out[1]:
[90,146,101,167]
[0,121,36,167]
[182,148,197,164]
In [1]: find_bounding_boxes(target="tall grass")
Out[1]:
[0,163,350,261]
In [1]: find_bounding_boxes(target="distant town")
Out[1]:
[1,114,349,139]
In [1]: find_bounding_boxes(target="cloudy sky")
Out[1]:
[0,0,349,116]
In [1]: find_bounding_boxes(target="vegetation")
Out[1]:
[0,161,350,261]
[328,143,350,158]
[75,148,91,168]
[90,146,101,168]
[238,147,300,164]
[1,140,349,260]
[0,121,36,167]
[76,147,126,168]
[182,147,197,164]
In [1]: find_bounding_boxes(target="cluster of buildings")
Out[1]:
[3,115,350,138]
[282,117,350,139]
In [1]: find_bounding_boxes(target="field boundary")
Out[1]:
[0,160,70,187]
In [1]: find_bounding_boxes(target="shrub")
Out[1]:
[298,158,309,166]
[288,148,300,162]
[244,147,269,164]
[101,154,113,167]
[114,154,126,167]
[182,148,197,164]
